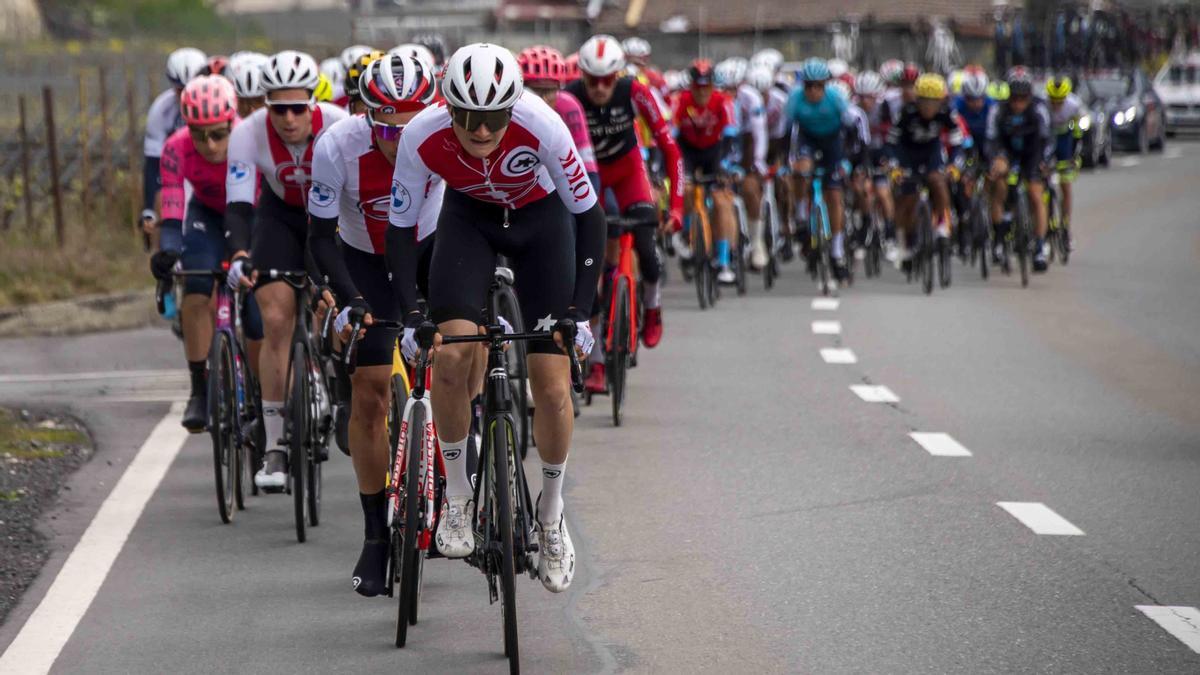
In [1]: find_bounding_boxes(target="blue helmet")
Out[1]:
[800,57,830,83]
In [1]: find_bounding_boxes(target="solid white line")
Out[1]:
[909,432,973,457]
[996,502,1084,535]
[820,348,857,364]
[811,298,840,311]
[0,369,182,384]
[849,385,898,403]
[1136,605,1200,653]
[811,320,842,335]
[0,403,189,674]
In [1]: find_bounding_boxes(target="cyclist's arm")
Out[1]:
[158,136,186,252]
[750,100,769,174]
[1034,104,1052,164]
[632,79,683,214]
[142,93,176,214]
[984,104,1004,163]
[386,129,432,322]
[224,121,260,254]
[306,133,360,305]
[944,109,966,163]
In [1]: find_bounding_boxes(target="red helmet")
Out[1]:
[205,55,230,78]
[689,58,714,87]
[900,62,920,84]
[180,75,237,126]
[517,46,565,86]
[563,53,581,84]
[837,71,855,90]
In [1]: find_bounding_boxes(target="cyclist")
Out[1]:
[319,57,344,101]
[224,50,348,491]
[854,70,897,257]
[722,59,771,270]
[205,55,230,79]
[314,73,336,103]
[565,35,683,354]
[953,68,993,156]
[622,37,666,93]
[881,62,921,125]
[412,33,448,67]
[756,52,795,256]
[517,46,599,188]
[564,53,580,85]
[308,54,442,597]
[229,51,269,118]
[343,49,385,115]
[149,75,263,432]
[787,57,853,281]
[830,79,872,255]
[672,59,738,283]
[985,66,1052,272]
[389,43,437,75]
[1045,75,1083,245]
[335,45,375,107]
[386,44,606,592]
[141,47,207,244]
[885,73,964,266]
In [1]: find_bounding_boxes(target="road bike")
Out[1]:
[1005,171,1034,288]
[492,264,533,458]
[964,168,991,280]
[1045,169,1071,265]
[806,155,836,296]
[687,176,720,309]
[895,168,951,294]
[760,172,784,289]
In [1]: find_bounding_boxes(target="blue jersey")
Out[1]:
[952,96,993,149]
[786,86,848,139]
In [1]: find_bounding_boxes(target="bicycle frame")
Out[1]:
[389,355,442,551]
[606,230,639,357]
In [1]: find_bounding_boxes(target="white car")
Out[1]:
[1156,53,1200,136]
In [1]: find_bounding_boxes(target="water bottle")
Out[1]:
[161,289,178,320]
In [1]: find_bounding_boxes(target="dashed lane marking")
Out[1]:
[811,298,840,311]
[1136,606,1200,653]
[1117,157,1141,168]
[1164,147,1184,159]
[909,432,973,457]
[996,501,1084,535]
[0,402,189,674]
[812,320,842,335]
[820,348,857,364]
[850,385,899,403]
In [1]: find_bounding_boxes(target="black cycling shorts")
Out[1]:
[429,189,574,356]
[251,189,308,285]
[679,139,722,179]
[342,243,400,368]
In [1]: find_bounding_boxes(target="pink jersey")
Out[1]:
[554,90,597,173]
[160,124,234,221]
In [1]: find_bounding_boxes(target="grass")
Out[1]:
[0,409,87,459]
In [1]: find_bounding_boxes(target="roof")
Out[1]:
[597,0,996,34]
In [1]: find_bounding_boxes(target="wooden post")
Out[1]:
[78,71,90,213]
[17,95,34,230]
[127,68,139,233]
[99,66,113,200]
[43,86,65,247]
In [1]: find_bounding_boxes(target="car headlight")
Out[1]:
[1114,111,1126,125]
[1079,115,1091,131]
[1124,105,1137,121]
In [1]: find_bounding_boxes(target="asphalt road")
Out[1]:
[1,143,1199,674]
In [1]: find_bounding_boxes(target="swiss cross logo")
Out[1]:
[275,162,313,191]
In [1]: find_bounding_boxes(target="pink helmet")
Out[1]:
[180,75,237,127]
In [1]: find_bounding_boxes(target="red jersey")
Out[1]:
[673,89,735,149]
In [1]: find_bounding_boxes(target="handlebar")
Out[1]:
[415,319,584,394]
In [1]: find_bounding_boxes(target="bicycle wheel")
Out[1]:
[288,341,310,543]
[938,229,952,289]
[692,219,709,310]
[496,288,530,459]
[395,402,425,647]
[208,332,237,524]
[610,276,630,427]
[1015,192,1031,288]
[762,199,776,289]
[490,416,520,671]
[388,371,408,460]
[918,202,934,295]
[1058,222,1071,265]
[971,196,989,280]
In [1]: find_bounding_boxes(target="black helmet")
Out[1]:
[412,33,448,66]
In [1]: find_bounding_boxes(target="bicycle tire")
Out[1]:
[971,197,989,280]
[1059,224,1071,265]
[1016,190,1030,288]
[208,332,237,524]
[938,235,952,289]
[918,202,934,295]
[288,341,309,543]
[762,200,775,289]
[491,416,520,672]
[496,288,531,459]
[388,373,408,461]
[395,402,425,647]
[610,277,630,427]
[692,221,709,310]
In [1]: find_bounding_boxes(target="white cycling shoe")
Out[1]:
[672,231,693,260]
[435,496,475,558]
[254,449,287,491]
[717,266,737,285]
[536,513,576,593]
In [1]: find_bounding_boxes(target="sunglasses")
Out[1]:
[583,73,618,88]
[803,80,826,89]
[529,84,560,99]
[266,98,314,116]
[449,106,513,133]
[367,112,406,142]
[189,125,231,143]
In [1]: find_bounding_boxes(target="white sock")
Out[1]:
[832,232,845,260]
[539,461,566,524]
[589,325,605,365]
[439,436,473,499]
[262,400,284,451]
[643,280,661,309]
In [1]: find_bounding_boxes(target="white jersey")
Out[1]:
[731,83,769,174]
[308,115,441,254]
[1048,93,1083,134]
[226,102,349,208]
[144,88,184,158]
[882,87,905,125]
[766,85,791,140]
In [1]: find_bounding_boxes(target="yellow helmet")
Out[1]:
[1045,75,1072,101]
[948,69,966,95]
[345,49,385,100]
[987,80,1010,101]
[314,73,334,102]
[915,73,947,100]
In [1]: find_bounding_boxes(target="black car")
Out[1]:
[1081,69,1166,153]
[1074,81,1113,168]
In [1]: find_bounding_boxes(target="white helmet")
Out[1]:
[441,43,523,111]
[663,69,684,92]
[389,43,437,75]
[359,55,438,112]
[827,79,852,102]
[746,65,774,92]
[261,50,321,92]
[621,37,651,59]
[320,57,344,87]
[961,70,989,98]
[339,45,374,72]
[827,58,849,79]
[854,70,885,97]
[750,48,784,74]
[166,47,208,87]
[714,58,747,88]
[578,35,625,77]
[230,52,269,98]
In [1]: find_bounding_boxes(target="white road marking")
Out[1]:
[812,320,842,335]
[1117,157,1141,168]
[0,369,182,384]
[850,385,899,402]
[820,348,857,364]
[996,502,1084,535]
[1136,605,1200,653]
[0,403,189,674]
[811,298,840,311]
[1164,147,1183,159]
[909,432,973,457]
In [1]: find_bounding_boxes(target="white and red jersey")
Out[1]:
[225,103,348,207]
[731,83,769,174]
[388,92,597,231]
[766,84,791,141]
[308,115,442,254]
